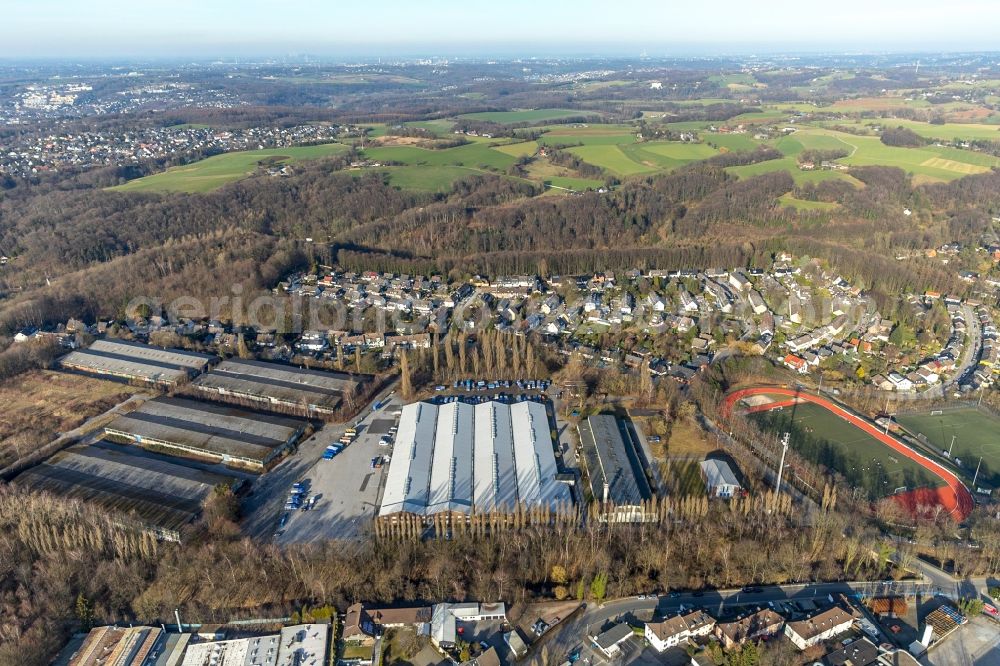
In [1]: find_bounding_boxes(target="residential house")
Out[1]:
[644,610,715,652]
[784,607,854,650]
[715,609,784,650]
[592,623,635,658]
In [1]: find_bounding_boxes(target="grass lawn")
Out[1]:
[666,417,718,458]
[459,108,595,124]
[752,399,940,500]
[896,408,1000,487]
[109,143,349,193]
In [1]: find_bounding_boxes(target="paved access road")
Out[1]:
[543,582,877,663]
[241,381,399,541]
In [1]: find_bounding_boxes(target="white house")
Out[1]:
[784,607,854,650]
[644,610,715,652]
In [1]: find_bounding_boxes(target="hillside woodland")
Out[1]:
[1,153,994,338]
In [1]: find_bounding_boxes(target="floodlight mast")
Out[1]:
[775,433,790,494]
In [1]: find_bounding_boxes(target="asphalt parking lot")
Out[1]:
[276,394,402,543]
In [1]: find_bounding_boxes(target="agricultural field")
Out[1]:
[563,140,718,176]
[726,156,859,186]
[701,132,763,152]
[376,165,496,192]
[0,370,132,469]
[723,126,999,185]
[491,141,540,158]
[536,123,637,146]
[896,408,1000,487]
[523,159,603,191]
[566,144,657,176]
[404,119,455,135]
[361,142,517,172]
[821,118,1000,143]
[458,108,597,124]
[751,400,939,500]
[110,143,349,193]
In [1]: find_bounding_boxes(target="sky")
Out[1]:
[3,0,1000,59]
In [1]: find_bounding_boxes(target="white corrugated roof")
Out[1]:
[379,400,570,517]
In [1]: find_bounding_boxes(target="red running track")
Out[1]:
[724,387,974,521]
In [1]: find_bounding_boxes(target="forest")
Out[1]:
[1,144,987,340]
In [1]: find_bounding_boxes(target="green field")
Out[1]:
[536,124,637,146]
[567,144,656,176]
[721,126,999,185]
[110,144,350,193]
[564,141,718,176]
[459,108,595,124]
[726,156,861,186]
[828,119,1000,143]
[753,400,938,499]
[362,142,517,172]
[492,141,539,158]
[896,408,1000,487]
[544,175,605,191]
[702,132,763,152]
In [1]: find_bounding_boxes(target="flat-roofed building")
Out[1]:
[68,626,164,666]
[590,623,634,658]
[15,442,240,541]
[193,358,364,416]
[103,397,306,470]
[60,339,213,386]
[578,414,651,521]
[378,400,571,518]
[180,634,280,666]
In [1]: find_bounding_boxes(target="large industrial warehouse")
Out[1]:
[59,339,213,386]
[103,397,306,470]
[378,400,571,517]
[578,414,652,521]
[192,358,362,415]
[14,442,240,541]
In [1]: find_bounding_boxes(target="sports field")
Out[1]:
[110,143,349,193]
[726,387,973,519]
[751,400,937,500]
[459,108,595,124]
[896,408,1000,487]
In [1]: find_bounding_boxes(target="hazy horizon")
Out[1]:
[4,0,1000,59]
